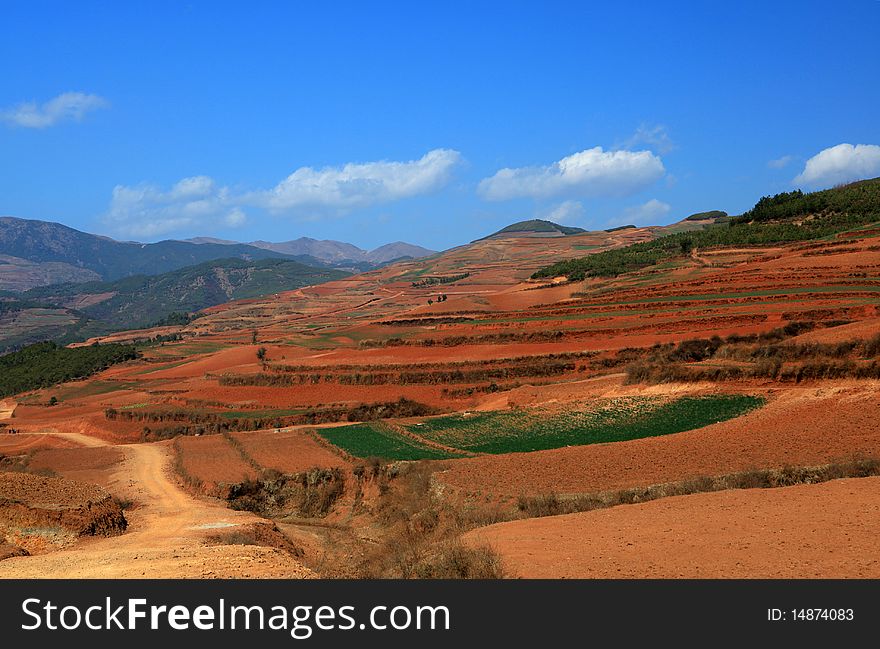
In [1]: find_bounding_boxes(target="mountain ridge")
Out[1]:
[196,236,437,265]
[0,216,435,292]
[0,216,316,289]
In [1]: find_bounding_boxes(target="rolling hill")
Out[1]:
[0,217,436,292]
[0,257,349,351]
[476,219,588,241]
[534,178,880,280]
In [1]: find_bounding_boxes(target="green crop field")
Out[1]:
[407,395,764,454]
[318,422,462,460]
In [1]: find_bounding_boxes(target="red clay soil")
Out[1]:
[0,471,109,508]
[179,382,451,410]
[0,433,80,454]
[790,316,880,344]
[0,472,126,554]
[175,435,258,487]
[13,229,875,442]
[28,447,124,485]
[231,429,346,474]
[1,442,314,578]
[0,543,28,560]
[439,383,880,496]
[465,477,880,578]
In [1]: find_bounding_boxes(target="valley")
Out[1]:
[2,181,880,579]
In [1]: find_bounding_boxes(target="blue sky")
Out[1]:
[1,1,879,250]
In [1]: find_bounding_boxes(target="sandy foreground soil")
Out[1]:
[464,477,880,578]
[0,435,313,579]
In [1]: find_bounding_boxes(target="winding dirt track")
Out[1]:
[0,438,313,579]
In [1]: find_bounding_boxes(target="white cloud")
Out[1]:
[103,149,462,238]
[0,92,108,128]
[542,200,584,223]
[478,147,665,201]
[224,208,247,228]
[794,143,880,188]
[610,198,671,227]
[104,176,245,239]
[261,149,462,212]
[621,124,676,154]
[767,155,794,169]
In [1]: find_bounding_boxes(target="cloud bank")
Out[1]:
[261,149,461,212]
[0,92,108,128]
[103,149,462,238]
[794,143,880,187]
[478,147,664,201]
[104,176,245,239]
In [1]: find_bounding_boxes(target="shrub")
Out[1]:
[227,467,345,518]
[413,541,505,579]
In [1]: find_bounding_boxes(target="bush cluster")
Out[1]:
[0,341,139,398]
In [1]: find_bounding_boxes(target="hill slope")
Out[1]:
[0,258,348,350]
[477,219,587,241]
[534,178,880,281]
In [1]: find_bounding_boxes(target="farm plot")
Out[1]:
[409,395,765,454]
[318,422,463,460]
[174,435,259,488]
[230,429,346,473]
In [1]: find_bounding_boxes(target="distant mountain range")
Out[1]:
[0,215,436,350]
[185,236,436,266]
[0,216,435,292]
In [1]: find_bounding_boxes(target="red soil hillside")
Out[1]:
[465,477,880,578]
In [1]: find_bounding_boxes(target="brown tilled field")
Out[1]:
[230,429,347,474]
[174,435,259,490]
[464,477,880,578]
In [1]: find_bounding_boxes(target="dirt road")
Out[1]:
[0,440,313,579]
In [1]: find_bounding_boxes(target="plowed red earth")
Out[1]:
[175,435,258,486]
[231,429,346,474]
[0,433,80,454]
[28,447,124,485]
[0,471,108,507]
[464,477,880,578]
